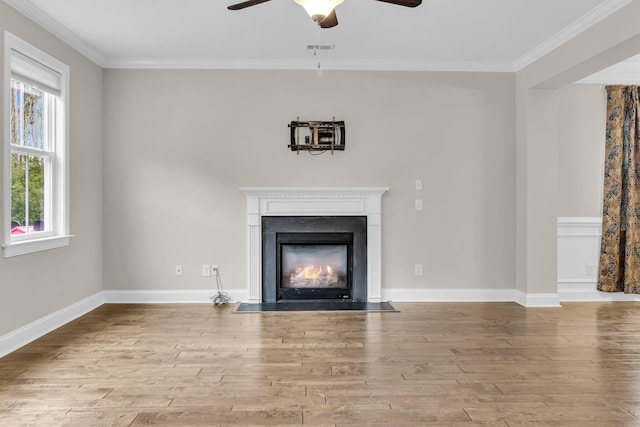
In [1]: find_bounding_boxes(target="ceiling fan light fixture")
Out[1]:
[295,0,343,21]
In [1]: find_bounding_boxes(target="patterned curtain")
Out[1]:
[599,86,640,293]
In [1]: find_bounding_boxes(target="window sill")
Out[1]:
[3,235,73,258]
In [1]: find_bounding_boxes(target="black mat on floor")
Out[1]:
[235,301,397,312]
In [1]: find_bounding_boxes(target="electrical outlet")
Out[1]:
[586,264,596,277]
[202,264,211,277]
[415,199,423,211]
[415,179,422,190]
[211,265,219,275]
[415,263,423,276]
[175,265,183,277]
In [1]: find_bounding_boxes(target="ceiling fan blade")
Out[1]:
[227,0,272,11]
[373,0,422,7]
[320,9,338,28]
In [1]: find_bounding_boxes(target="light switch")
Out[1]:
[202,264,211,277]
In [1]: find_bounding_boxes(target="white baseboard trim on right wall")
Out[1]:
[382,288,515,303]
[559,280,640,301]
[382,288,561,307]
[514,290,561,307]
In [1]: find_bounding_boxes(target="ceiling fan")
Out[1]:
[227,0,422,29]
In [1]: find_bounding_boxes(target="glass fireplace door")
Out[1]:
[282,244,348,289]
[277,233,353,300]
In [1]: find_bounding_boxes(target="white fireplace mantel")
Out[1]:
[240,187,389,303]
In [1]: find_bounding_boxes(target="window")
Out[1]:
[3,32,70,257]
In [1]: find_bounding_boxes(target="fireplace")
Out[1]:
[240,187,388,303]
[262,216,367,302]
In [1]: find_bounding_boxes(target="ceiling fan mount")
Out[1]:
[227,0,422,28]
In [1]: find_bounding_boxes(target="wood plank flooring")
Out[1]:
[2,302,640,426]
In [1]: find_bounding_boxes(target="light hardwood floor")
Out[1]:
[2,302,640,426]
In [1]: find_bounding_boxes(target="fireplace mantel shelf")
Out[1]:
[240,187,389,197]
[240,187,389,303]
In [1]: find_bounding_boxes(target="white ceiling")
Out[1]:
[3,0,635,72]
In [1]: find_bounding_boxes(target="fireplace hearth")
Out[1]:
[262,216,367,302]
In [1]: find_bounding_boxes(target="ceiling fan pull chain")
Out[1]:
[315,25,322,70]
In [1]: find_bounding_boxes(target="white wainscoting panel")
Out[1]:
[558,217,601,282]
[555,217,639,301]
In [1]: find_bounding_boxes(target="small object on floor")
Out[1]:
[210,267,231,305]
[235,301,397,312]
[212,292,230,305]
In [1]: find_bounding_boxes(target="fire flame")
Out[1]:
[295,265,332,279]
[290,264,339,287]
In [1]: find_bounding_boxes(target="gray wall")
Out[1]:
[103,70,516,293]
[0,3,104,336]
[557,84,606,218]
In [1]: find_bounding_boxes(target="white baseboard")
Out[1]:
[559,280,640,301]
[103,289,249,304]
[103,288,565,307]
[104,288,566,307]
[382,288,516,303]
[514,290,561,307]
[0,292,105,358]
[0,289,248,357]
[383,288,561,307]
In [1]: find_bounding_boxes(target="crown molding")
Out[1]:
[3,0,107,67]
[512,0,632,71]
[103,57,515,72]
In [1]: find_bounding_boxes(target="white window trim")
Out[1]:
[3,32,72,257]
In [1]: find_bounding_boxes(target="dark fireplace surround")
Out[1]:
[262,216,367,303]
